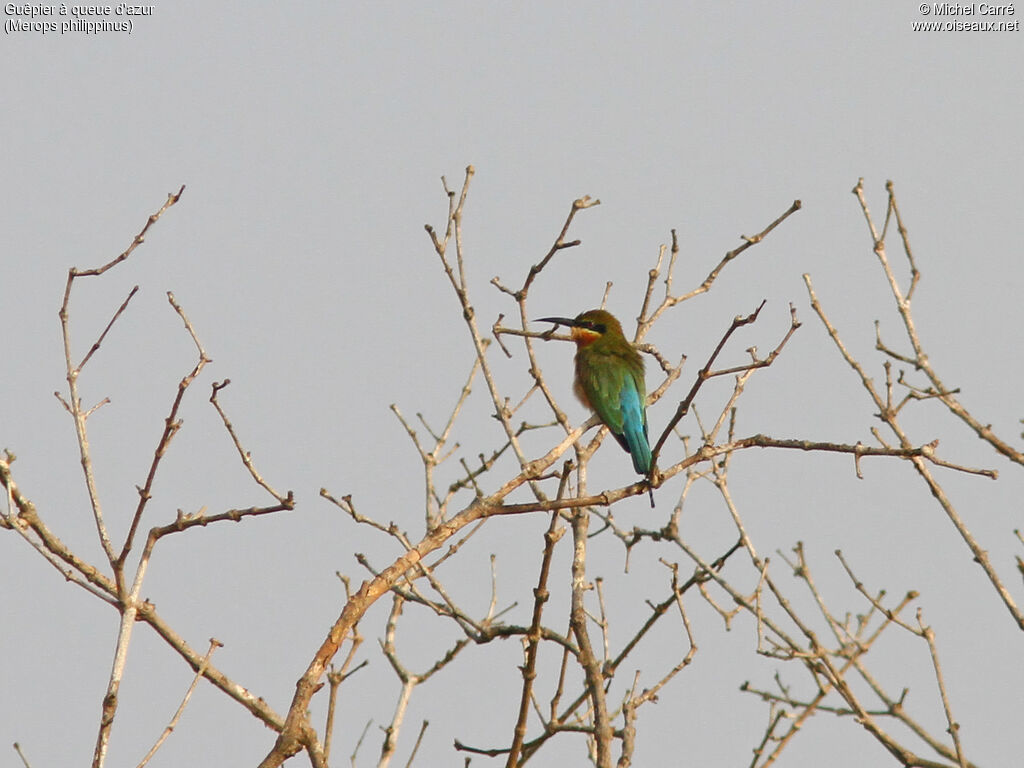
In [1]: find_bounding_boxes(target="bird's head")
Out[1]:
[537,309,625,347]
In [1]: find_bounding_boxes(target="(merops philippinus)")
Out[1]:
[538,309,654,504]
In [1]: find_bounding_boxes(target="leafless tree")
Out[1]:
[3,171,1019,768]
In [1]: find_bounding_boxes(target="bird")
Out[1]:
[537,309,654,504]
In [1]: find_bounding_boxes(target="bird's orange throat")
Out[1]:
[570,327,601,346]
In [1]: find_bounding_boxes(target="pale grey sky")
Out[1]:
[3,3,1022,767]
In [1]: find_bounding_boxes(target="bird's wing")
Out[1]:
[583,363,651,473]
[582,361,628,434]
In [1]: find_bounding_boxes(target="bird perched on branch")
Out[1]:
[538,309,654,505]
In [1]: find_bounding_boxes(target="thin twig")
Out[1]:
[209,379,294,506]
[136,639,223,767]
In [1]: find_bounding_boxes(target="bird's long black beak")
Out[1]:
[536,316,579,328]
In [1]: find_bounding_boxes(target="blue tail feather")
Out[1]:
[618,380,651,475]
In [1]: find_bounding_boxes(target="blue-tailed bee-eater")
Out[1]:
[538,309,654,500]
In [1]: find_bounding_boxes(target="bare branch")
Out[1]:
[637,199,801,337]
[209,379,294,506]
[507,508,566,767]
[117,292,213,570]
[136,638,223,768]
[77,286,140,372]
[13,743,32,768]
[57,187,185,573]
